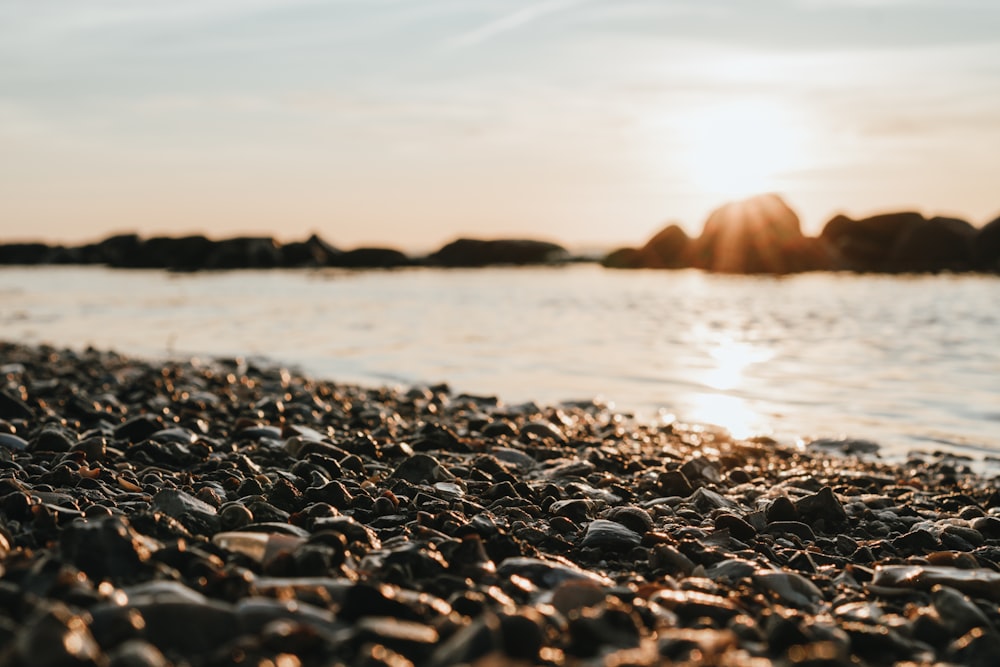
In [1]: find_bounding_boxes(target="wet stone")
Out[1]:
[892,527,941,553]
[766,496,799,523]
[390,454,454,484]
[0,432,28,451]
[657,470,694,497]
[605,505,653,534]
[714,513,757,542]
[580,519,643,551]
[60,515,156,583]
[765,520,816,542]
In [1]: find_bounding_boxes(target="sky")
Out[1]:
[2,0,1000,251]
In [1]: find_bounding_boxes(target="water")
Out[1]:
[2,265,997,464]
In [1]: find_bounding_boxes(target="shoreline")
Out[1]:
[3,193,1000,276]
[1,341,999,665]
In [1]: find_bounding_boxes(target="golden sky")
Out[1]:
[2,0,999,250]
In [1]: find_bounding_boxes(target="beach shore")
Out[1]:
[1,341,998,666]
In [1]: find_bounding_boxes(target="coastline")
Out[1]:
[2,341,1000,664]
[3,195,999,275]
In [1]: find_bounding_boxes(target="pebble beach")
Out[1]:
[2,341,1000,666]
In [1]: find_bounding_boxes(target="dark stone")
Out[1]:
[59,516,154,583]
[0,389,33,420]
[339,583,422,622]
[714,513,757,542]
[329,247,412,269]
[600,246,644,269]
[0,242,57,264]
[657,470,694,497]
[428,238,569,267]
[580,519,642,551]
[205,236,282,269]
[885,216,976,272]
[30,428,76,453]
[820,210,925,271]
[764,520,816,542]
[90,234,142,265]
[0,433,29,451]
[603,224,691,269]
[973,216,1000,272]
[794,486,848,531]
[112,235,214,270]
[114,415,164,443]
[765,496,799,523]
[892,528,941,554]
[279,233,342,267]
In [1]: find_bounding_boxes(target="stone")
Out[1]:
[427,238,569,267]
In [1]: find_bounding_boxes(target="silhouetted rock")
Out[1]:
[822,212,979,273]
[690,194,834,273]
[820,211,925,271]
[639,224,691,268]
[329,247,412,268]
[886,216,976,272]
[280,234,342,267]
[602,224,692,269]
[204,237,282,270]
[0,243,54,265]
[972,216,1000,273]
[428,239,569,267]
[91,234,143,265]
[601,247,643,269]
[112,235,215,270]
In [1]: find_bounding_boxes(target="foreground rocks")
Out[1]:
[2,341,1000,666]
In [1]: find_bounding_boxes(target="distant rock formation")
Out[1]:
[820,212,978,273]
[602,225,690,269]
[279,234,342,267]
[329,247,413,269]
[427,238,569,267]
[605,194,838,274]
[971,215,1000,272]
[690,194,838,273]
[0,233,401,271]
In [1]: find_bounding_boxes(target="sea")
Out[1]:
[2,264,997,469]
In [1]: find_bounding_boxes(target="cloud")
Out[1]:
[440,0,591,52]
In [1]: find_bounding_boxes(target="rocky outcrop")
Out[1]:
[114,235,215,270]
[279,234,342,267]
[202,237,283,270]
[972,216,1000,273]
[607,200,989,275]
[602,225,690,269]
[821,211,923,271]
[427,239,569,267]
[821,212,978,273]
[691,194,841,273]
[0,243,59,265]
[885,216,976,273]
[328,247,412,269]
[605,194,838,274]
[0,234,349,270]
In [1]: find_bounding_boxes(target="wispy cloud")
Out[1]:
[440,0,592,52]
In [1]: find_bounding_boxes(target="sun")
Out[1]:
[676,97,805,199]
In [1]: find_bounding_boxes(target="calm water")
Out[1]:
[1,265,997,464]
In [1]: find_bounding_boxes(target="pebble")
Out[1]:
[1,340,999,666]
[580,519,643,551]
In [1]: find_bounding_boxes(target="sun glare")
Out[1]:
[681,328,777,439]
[677,98,806,199]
